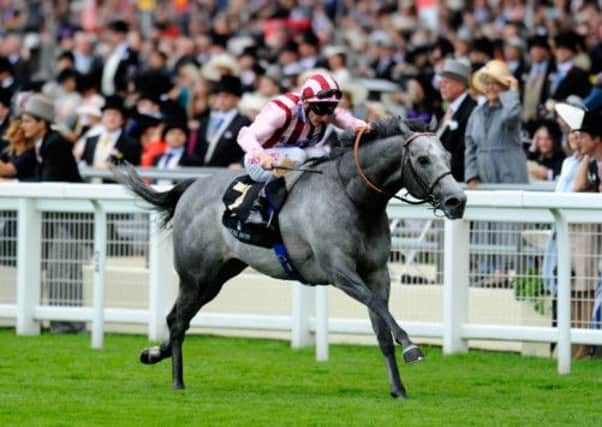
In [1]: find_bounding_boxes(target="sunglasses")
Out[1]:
[316,89,342,100]
[309,102,338,116]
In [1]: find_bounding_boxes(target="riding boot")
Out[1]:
[245,196,268,226]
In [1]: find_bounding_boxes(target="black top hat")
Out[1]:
[554,32,583,53]
[102,95,127,116]
[472,37,494,57]
[527,34,550,50]
[0,88,12,108]
[301,31,319,47]
[160,101,189,139]
[579,109,602,136]
[56,68,79,84]
[212,75,243,97]
[108,19,129,34]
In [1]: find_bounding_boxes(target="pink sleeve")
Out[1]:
[332,107,367,130]
[237,102,288,158]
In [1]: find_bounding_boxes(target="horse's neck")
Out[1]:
[338,138,404,211]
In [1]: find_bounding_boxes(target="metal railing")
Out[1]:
[1,183,601,374]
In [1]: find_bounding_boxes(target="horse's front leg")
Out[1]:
[330,262,424,364]
[365,268,407,399]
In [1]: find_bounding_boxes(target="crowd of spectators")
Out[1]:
[0,0,599,186]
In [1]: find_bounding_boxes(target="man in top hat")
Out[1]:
[437,59,477,182]
[187,75,249,167]
[81,95,141,169]
[556,104,602,192]
[101,20,140,96]
[550,32,591,101]
[20,94,81,182]
[522,35,555,132]
[153,117,195,185]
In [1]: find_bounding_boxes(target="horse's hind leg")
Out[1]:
[369,309,407,399]
[169,259,247,389]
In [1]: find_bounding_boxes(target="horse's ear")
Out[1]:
[397,116,412,136]
[428,115,438,132]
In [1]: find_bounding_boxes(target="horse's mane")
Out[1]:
[334,116,429,148]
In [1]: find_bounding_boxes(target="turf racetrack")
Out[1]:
[0,329,600,426]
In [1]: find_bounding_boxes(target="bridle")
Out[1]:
[352,128,452,206]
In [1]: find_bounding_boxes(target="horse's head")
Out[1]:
[396,118,466,219]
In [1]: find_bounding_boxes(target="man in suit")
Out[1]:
[550,32,591,101]
[522,35,555,134]
[187,75,249,167]
[0,88,11,154]
[437,59,477,182]
[101,20,140,96]
[81,95,141,169]
[21,94,81,182]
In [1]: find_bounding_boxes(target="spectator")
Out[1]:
[437,59,477,182]
[465,60,528,188]
[527,120,566,181]
[154,117,194,185]
[0,118,36,181]
[2,32,31,89]
[0,56,16,95]
[20,94,81,182]
[101,20,139,96]
[550,32,591,101]
[522,35,555,134]
[80,95,141,169]
[0,88,11,153]
[187,75,249,167]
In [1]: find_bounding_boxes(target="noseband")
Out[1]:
[353,128,452,205]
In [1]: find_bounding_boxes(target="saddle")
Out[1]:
[221,175,288,248]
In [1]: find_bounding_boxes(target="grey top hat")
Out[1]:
[439,59,471,85]
[23,94,54,123]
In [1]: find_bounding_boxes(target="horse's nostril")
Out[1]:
[444,197,461,208]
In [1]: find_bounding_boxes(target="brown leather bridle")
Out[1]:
[352,128,452,205]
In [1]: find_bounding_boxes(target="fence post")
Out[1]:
[291,283,314,348]
[91,201,106,349]
[315,286,329,361]
[148,213,175,341]
[16,198,41,335]
[550,208,571,374]
[443,218,469,354]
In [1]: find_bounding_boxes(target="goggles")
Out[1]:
[309,102,338,116]
[315,89,342,100]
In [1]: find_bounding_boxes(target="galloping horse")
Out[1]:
[113,116,466,398]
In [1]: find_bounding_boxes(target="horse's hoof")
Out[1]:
[140,347,162,364]
[173,382,185,390]
[391,390,409,400]
[403,345,425,364]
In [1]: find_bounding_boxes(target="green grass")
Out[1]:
[0,329,600,427]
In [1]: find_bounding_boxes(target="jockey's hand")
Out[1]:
[258,152,276,170]
[355,123,372,134]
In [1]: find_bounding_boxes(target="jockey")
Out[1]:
[237,71,369,224]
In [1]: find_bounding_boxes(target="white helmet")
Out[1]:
[300,72,342,103]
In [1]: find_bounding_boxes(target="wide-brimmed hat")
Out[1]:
[473,60,513,93]
[23,94,54,123]
[439,59,471,85]
[555,103,602,136]
[76,95,105,118]
[201,53,241,81]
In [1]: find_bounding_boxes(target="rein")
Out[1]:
[352,128,451,205]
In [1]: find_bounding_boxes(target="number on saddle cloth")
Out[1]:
[221,175,288,248]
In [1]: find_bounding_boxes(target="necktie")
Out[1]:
[99,133,112,147]
[162,152,174,168]
[209,116,224,139]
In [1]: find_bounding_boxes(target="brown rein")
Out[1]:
[352,129,436,202]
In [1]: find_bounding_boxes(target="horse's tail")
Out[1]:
[111,163,195,228]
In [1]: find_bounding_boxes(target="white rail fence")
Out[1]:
[1,183,602,374]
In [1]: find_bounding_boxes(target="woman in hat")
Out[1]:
[465,59,528,188]
[0,117,36,180]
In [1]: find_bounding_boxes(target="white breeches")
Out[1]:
[244,146,328,182]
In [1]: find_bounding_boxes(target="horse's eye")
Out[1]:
[417,156,430,166]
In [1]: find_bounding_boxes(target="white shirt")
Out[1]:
[93,129,121,167]
[448,91,468,114]
[102,43,127,95]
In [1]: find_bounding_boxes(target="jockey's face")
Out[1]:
[305,101,337,126]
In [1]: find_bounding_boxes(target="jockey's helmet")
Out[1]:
[300,72,342,104]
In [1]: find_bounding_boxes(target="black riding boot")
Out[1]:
[245,196,268,225]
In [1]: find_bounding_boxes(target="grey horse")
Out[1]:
[113,116,466,398]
